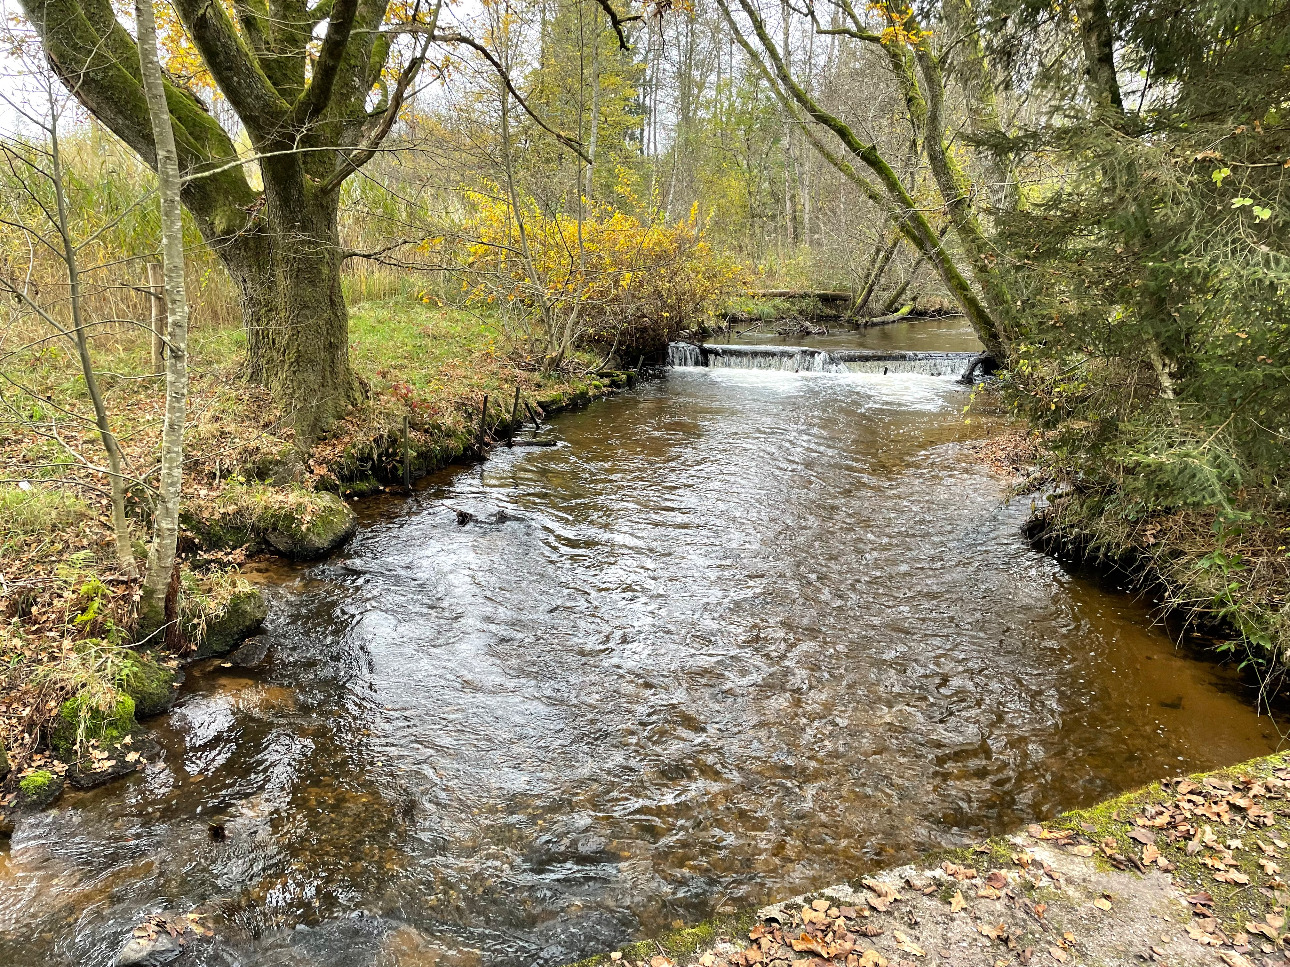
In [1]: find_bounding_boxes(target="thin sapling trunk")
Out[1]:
[135,0,190,633]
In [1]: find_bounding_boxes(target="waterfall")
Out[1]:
[667,343,705,367]
[667,343,981,379]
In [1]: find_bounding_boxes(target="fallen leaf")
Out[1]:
[892,931,925,957]
[1048,947,1068,963]
[950,891,965,913]
[1093,898,1112,911]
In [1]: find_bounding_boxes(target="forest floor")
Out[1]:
[0,296,622,788]
[584,754,1290,967]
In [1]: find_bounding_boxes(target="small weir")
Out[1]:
[667,341,982,377]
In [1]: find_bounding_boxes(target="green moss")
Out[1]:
[50,691,137,759]
[115,653,180,718]
[18,769,53,795]
[570,910,757,967]
[258,490,356,559]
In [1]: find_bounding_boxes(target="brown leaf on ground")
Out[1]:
[791,934,831,957]
[950,890,965,913]
[863,878,899,900]
[892,932,925,957]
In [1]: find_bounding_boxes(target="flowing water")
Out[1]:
[0,319,1279,967]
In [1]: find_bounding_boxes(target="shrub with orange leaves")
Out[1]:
[463,186,743,367]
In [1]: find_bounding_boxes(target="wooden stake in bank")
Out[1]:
[507,385,521,446]
[402,415,411,489]
[477,394,490,453]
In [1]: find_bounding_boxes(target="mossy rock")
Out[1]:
[0,741,8,781]
[16,769,64,810]
[50,693,137,759]
[191,588,268,659]
[260,491,357,560]
[116,652,182,718]
[180,508,257,551]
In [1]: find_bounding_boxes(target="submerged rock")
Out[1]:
[261,491,357,559]
[114,930,182,967]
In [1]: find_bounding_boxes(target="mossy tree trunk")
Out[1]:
[18,0,432,443]
[221,188,358,443]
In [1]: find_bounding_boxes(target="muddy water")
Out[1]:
[0,320,1279,967]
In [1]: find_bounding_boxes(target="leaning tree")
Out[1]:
[19,0,631,441]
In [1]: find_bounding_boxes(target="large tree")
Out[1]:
[18,0,443,441]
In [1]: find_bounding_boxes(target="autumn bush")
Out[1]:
[463,188,743,367]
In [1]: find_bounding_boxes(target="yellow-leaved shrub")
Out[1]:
[463,186,743,366]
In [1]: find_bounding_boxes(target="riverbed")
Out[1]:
[0,320,1277,967]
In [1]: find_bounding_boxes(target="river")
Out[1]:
[0,319,1277,966]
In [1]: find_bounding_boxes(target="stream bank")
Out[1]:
[577,752,1290,967]
[1,294,640,827]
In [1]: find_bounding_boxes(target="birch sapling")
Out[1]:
[135,0,190,635]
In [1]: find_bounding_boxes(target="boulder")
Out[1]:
[15,769,64,810]
[117,653,183,718]
[65,735,160,790]
[260,492,357,559]
[192,588,268,659]
[227,635,272,669]
[50,693,137,760]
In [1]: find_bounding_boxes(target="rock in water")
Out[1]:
[228,635,272,668]
[115,931,181,967]
[192,589,268,659]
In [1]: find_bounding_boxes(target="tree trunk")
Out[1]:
[136,0,189,634]
[219,188,358,446]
